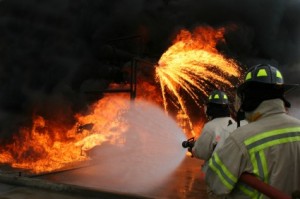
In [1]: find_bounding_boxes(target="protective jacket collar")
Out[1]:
[245,99,286,122]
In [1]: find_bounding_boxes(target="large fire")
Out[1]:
[155,26,242,136]
[0,94,131,174]
[0,25,242,174]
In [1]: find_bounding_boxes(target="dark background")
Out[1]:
[0,0,299,138]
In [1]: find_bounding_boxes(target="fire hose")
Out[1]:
[239,172,293,199]
[182,138,300,199]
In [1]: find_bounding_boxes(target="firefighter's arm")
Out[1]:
[192,126,215,160]
[205,136,248,195]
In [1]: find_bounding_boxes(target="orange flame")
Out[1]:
[0,25,243,174]
[155,26,242,135]
[0,94,131,174]
[0,80,165,174]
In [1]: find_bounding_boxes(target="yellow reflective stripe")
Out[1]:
[260,151,268,183]
[249,152,265,199]
[244,127,300,197]
[214,94,220,99]
[259,194,264,199]
[209,160,233,190]
[209,95,212,100]
[250,153,259,174]
[245,72,252,80]
[249,136,300,154]
[257,69,268,77]
[209,153,237,190]
[254,151,268,182]
[238,184,258,198]
[244,127,300,146]
[276,70,282,79]
[224,94,228,99]
[214,153,237,184]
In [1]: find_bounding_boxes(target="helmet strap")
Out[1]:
[236,108,245,128]
[281,96,291,108]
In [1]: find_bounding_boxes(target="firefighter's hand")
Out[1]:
[188,147,194,157]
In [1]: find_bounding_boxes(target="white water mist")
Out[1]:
[55,98,187,195]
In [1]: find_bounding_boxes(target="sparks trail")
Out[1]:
[155,26,242,136]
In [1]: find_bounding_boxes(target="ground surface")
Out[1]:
[0,157,208,199]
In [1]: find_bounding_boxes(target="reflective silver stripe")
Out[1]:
[256,152,264,179]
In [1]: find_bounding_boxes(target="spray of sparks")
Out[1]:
[155,26,242,135]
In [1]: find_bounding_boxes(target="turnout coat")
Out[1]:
[206,99,300,198]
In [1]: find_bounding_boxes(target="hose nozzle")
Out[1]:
[182,137,195,148]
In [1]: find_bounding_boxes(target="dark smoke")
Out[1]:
[0,0,300,138]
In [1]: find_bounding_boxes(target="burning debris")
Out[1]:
[77,123,94,133]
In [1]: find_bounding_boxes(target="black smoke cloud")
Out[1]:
[0,0,300,138]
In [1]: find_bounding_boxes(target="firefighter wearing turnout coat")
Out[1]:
[205,64,300,198]
[192,90,237,174]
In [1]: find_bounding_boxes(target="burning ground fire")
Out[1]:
[0,95,131,174]
[0,25,242,174]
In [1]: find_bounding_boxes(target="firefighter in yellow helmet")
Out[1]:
[191,90,240,198]
[205,64,300,198]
